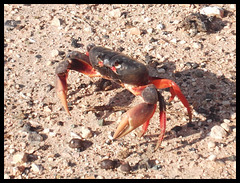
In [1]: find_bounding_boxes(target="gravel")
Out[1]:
[4,4,236,179]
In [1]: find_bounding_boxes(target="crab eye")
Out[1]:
[114,61,122,69]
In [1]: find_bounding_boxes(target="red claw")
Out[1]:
[55,73,71,115]
[113,103,156,139]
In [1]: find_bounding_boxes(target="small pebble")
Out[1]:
[179,40,186,44]
[156,23,165,30]
[31,163,43,173]
[192,42,202,49]
[12,153,28,164]
[108,9,121,18]
[120,162,131,173]
[57,121,64,126]
[147,28,153,34]
[46,60,52,66]
[98,119,105,126]
[207,141,216,149]
[68,138,84,149]
[157,67,166,74]
[81,127,92,139]
[222,100,230,106]
[51,17,61,26]
[100,159,116,170]
[9,148,16,154]
[195,70,204,78]
[223,119,231,123]
[28,132,43,142]
[152,164,162,170]
[170,38,177,43]
[129,27,141,35]
[51,49,59,57]
[207,119,212,123]
[117,148,130,159]
[210,125,227,139]
[200,6,224,18]
[208,154,217,161]
[220,123,231,132]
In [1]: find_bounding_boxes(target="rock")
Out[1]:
[207,141,216,149]
[28,132,43,142]
[157,67,166,74]
[208,154,217,161]
[51,17,61,26]
[43,106,52,112]
[81,127,92,139]
[179,40,186,44]
[222,100,230,106]
[109,9,121,18]
[4,174,10,179]
[12,153,28,164]
[9,148,16,154]
[223,119,231,124]
[31,163,43,173]
[51,49,59,57]
[120,162,131,173]
[68,138,84,149]
[129,27,141,35]
[117,147,130,159]
[192,42,202,49]
[195,70,204,78]
[100,159,117,170]
[170,38,177,43]
[147,28,153,33]
[156,23,165,30]
[210,125,227,139]
[220,123,231,132]
[200,6,224,18]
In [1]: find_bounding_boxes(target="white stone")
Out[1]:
[157,68,166,74]
[9,148,16,154]
[51,49,59,57]
[147,28,153,34]
[51,17,61,26]
[31,163,43,173]
[222,100,230,106]
[179,40,186,44]
[81,127,92,139]
[109,9,121,18]
[200,6,224,18]
[220,123,231,132]
[210,125,227,139]
[129,27,141,35]
[223,119,231,123]
[170,38,177,44]
[192,42,202,49]
[207,141,216,149]
[208,154,217,161]
[156,23,165,30]
[12,153,28,164]
[144,17,151,22]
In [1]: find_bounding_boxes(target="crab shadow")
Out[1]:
[140,60,236,150]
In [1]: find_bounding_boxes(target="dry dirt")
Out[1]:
[4,4,236,179]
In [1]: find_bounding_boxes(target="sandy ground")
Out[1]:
[4,4,236,179]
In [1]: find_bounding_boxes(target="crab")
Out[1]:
[55,44,192,150]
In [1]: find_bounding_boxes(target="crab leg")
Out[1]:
[150,78,192,122]
[55,52,100,115]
